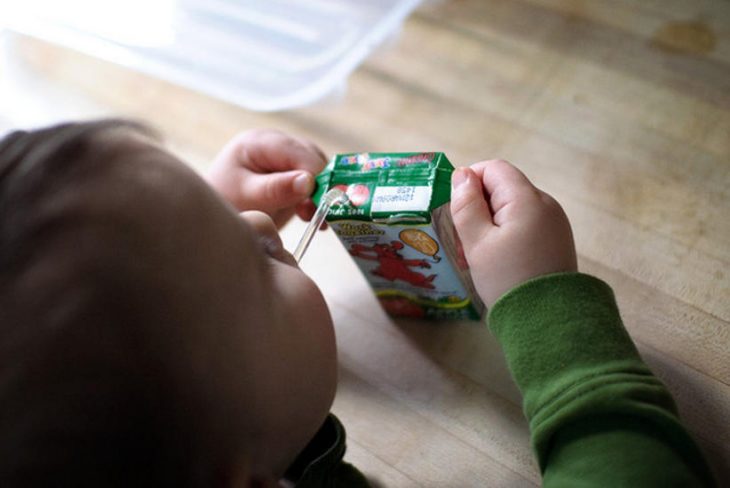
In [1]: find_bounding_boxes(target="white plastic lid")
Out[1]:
[0,0,422,111]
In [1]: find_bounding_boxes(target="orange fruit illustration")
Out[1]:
[399,229,439,259]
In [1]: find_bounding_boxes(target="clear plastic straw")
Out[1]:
[293,188,347,263]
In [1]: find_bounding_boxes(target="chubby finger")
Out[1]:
[241,170,315,211]
[469,160,537,222]
[235,129,327,174]
[295,200,315,221]
[295,201,329,230]
[294,135,328,167]
[450,167,495,249]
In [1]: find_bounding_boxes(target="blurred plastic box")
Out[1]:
[0,0,422,111]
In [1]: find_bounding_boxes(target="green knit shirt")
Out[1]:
[488,272,715,487]
[287,273,715,487]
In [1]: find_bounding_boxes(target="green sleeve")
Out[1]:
[487,273,715,487]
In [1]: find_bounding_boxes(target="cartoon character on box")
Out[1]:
[348,241,437,289]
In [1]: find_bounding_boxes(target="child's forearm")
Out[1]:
[488,272,716,487]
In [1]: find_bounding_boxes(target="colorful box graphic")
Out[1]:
[313,152,485,320]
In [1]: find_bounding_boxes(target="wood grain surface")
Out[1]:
[1,0,728,485]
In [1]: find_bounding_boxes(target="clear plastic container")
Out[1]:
[0,0,422,111]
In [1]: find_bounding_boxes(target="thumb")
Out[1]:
[241,170,314,211]
[450,167,495,250]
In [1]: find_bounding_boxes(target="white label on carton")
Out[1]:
[371,186,432,212]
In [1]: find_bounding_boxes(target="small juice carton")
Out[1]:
[313,152,485,320]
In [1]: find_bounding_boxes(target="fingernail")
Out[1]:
[293,172,313,195]
[452,168,469,190]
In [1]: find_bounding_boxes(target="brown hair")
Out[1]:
[0,120,231,487]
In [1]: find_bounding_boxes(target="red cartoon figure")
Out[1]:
[349,241,436,289]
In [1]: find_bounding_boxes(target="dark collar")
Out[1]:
[283,414,369,487]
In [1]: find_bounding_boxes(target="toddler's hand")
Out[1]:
[451,160,577,308]
[206,129,327,227]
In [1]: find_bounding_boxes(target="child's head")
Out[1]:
[0,120,337,486]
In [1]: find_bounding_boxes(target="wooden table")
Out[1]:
[1,0,728,485]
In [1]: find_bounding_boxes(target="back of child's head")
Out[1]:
[0,121,247,487]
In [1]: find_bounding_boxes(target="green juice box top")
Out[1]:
[314,152,485,321]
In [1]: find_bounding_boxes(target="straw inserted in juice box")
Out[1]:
[293,188,348,263]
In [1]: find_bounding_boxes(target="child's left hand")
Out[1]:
[206,129,328,227]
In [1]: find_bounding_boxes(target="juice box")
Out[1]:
[313,152,485,320]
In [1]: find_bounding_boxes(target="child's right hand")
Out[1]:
[206,129,327,228]
[450,159,577,308]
